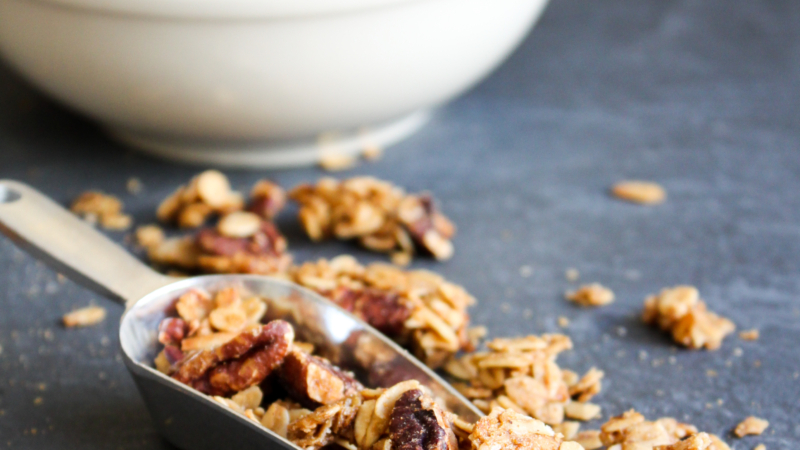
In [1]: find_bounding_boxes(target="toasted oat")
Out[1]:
[217,211,262,238]
[71,191,133,231]
[569,368,604,402]
[573,430,602,449]
[319,153,358,172]
[734,416,769,437]
[753,445,765,450]
[362,144,383,161]
[611,180,666,205]
[289,177,456,262]
[596,409,726,450]
[126,177,143,194]
[63,306,107,327]
[564,402,601,421]
[565,268,580,282]
[135,225,165,249]
[553,421,581,440]
[738,329,759,341]
[566,284,615,307]
[643,286,735,350]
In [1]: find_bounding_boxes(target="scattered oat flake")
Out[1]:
[754,444,766,450]
[611,180,666,205]
[135,225,165,249]
[566,283,615,307]
[63,306,106,328]
[558,316,570,328]
[565,268,580,282]
[734,416,769,437]
[519,265,533,278]
[739,329,760,341]
[319,153,357,172]
[362,144,383,161]
[706,369,717,377]
[33,397,43,406]
[126,177,143,194]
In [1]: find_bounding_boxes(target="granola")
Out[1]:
[292,256,474,368]
[643,286,735,350]
[154,286,582,450]
[62,305,107,327]
[733,416,769,438]
[611,181,667,205]
[70,191,132,230]
[289,177,456,261]
[597,409,729,450]
[565,284,615,307]
[444,334,603,426]
[156,170,244,228]
[738,329,759,341]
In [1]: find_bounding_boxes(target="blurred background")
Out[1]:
[0,0,798,449]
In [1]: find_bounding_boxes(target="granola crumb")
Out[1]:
[135,225,165,249]
[564,402,601,421]
[734,416,769,437]
[70,191,132,231]
[739,329,760,341]
[362,144,383,161]
[642,285,735,350]
[611,180,666,205]
[319,153,357,172]
[33,397,43,406]
[390,251,412,267]
[565,268,580,282]
[63,306,107,328]
[519,265,533,278]
[126,177,143,194]
[706,369,717,377]
[753,444,765,450]
[566,283,615,307]
[558,316,570,328]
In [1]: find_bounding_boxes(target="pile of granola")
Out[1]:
[571,409,731,450]
[643,286,735,350]
[154,286,581,450]
[291,256,475,368]
[444,335,604,429]
[289,177,456,263]
[138,172,291,275]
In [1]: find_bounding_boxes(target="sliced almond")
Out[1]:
[196,170,232,208]
[218,211,262,238]
[242,297,268,324]
[181,331,237,352]
[231,385,263,410]
[374,380,421,419]
[209,306,247,332]
[261,402,290,438]
[354,399,376,448]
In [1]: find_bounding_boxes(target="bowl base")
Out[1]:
[109,110,430,169]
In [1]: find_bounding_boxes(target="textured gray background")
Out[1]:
[0,0,798,448]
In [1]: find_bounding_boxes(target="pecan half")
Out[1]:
[195,221,291,275]
[172,321,294,395]
[331,287,412,338]
[158,317,189,346]
[389,389,457,450]
[279,348,363,408]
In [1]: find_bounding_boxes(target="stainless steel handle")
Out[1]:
[0,180,174,307]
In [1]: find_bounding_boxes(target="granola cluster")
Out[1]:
[70,191,132,230]
[139,172,291,275]
[444,334,604,427]
[155,287,581,450]
[291,256,475,368]
[289,177,456,263]
[643,286,735,350]
[572,409,731,450]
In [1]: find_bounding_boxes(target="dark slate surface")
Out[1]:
[1,0,798,448]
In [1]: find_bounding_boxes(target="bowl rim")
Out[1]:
[15,0,434,19]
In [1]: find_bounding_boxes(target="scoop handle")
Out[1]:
[0,180,174,308]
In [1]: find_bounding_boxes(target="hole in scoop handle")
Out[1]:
[0,180,173,307]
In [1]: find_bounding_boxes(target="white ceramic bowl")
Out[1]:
[0,0,549,167]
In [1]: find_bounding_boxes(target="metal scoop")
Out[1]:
[0,180,482,450]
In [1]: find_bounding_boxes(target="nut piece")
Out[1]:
[278,348,363,407]
[63,306,107,327]
[172,320,294,396]
[611,180,667,205]
[734,416,769,438]
[565,284,615,307]
[469,408,561,450]
[643,286,735,350]
[389,389,457,450]
[218,212,263,238]
[249,179,286,220]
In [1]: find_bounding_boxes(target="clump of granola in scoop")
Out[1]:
[289,177,456,263]
[291,256,476,368]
